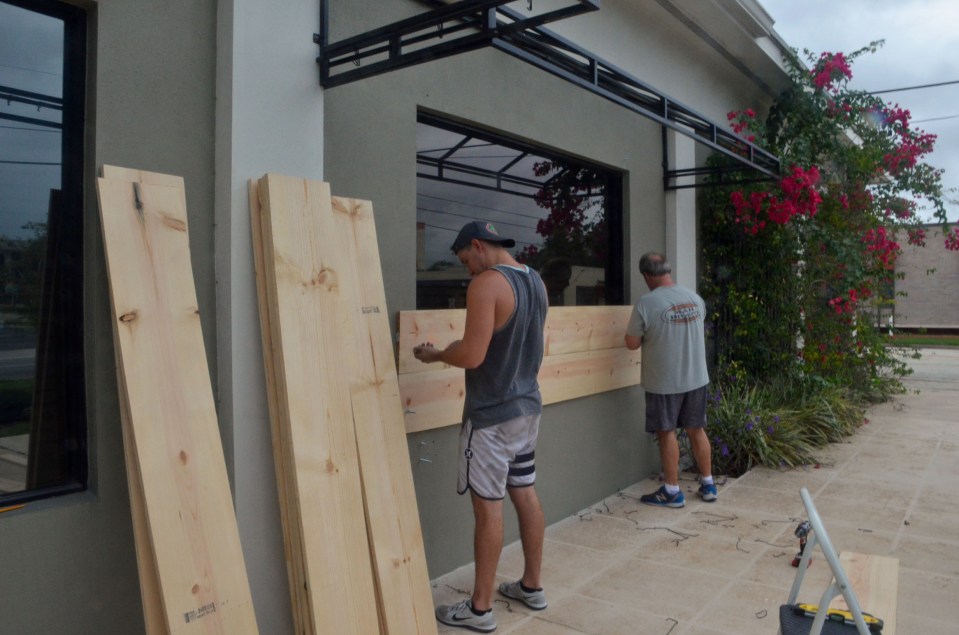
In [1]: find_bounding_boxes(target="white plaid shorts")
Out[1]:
[457,413,541,500]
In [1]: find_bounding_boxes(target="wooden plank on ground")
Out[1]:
[253,174,378,635]
[330,195,438,635]
[831,552,899,635]
[97,168,258,634]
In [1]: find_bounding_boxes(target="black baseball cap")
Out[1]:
[450,221,516,253]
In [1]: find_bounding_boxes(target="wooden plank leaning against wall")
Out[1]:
[396,305,642,433]
[97,166,259,634]
[250,174,437,635]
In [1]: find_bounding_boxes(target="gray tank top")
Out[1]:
[463,265,548,428]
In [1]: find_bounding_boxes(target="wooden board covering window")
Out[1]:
[397,305,642,433]
[97,166,258,634]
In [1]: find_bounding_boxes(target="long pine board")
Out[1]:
[397,306,641,433]
[115,343,167,635]
[253,175,378,634]
[248,180,312,635]
[330,195,438,635]
[102,166,171,635]
[97,169,258,634]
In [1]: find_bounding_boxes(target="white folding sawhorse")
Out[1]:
[778,487,898,634]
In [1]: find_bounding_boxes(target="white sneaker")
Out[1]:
[498,580,548,610]
[435,598,497,632]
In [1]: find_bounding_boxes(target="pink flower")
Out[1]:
[811,52,852,91]
[945,226,959,251]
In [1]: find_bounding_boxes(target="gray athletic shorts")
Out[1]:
[645,386,708,433]
[458,413,541,501]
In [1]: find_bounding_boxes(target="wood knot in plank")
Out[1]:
[326,459,337,474]
[307,268,337,291]
[119,310,138,323]
[161,215,187,232]
[179,450,189,465]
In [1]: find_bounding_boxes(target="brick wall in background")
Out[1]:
[895,226,959,329]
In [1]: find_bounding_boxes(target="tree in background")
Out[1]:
[698,43,954,475]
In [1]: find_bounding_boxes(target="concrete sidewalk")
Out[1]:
[431,348,959,634]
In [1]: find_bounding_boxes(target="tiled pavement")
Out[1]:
[430,348,959,634]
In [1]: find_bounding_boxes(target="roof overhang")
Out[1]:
[317,0,782,189]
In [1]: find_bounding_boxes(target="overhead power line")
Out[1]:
[867,79,959,95]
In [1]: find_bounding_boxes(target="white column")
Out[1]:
[664,130,698,290]
[215,0,324,630]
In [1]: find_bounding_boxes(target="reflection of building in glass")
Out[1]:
[416,116,621,309]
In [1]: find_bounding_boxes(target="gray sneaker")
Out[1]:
[498,580,548,610]
[435,598,497,632]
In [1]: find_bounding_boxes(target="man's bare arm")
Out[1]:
[413,269,505,368]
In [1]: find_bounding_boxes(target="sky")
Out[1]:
[0,3,63,241]
[760,0,959,223]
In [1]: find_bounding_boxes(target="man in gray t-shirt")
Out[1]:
[625,252,717,508]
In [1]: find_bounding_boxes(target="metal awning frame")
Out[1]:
[0,83,63,129]
[416,112,609,200]
[317,0,782,190]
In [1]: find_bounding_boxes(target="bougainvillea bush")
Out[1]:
[698,42,954,475]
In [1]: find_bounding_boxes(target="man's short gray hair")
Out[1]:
[639,252,671,276]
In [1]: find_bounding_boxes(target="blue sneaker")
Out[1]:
[697,482,718,502]
[640,485,685,508]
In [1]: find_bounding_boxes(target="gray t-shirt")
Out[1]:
[626,284,709,394]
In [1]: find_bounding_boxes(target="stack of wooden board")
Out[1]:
[396,305,642,433]
[249,174,436,635]
[97,166,259,634]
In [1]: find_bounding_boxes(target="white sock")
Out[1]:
[701,475,714,486]
[665,483,680,495]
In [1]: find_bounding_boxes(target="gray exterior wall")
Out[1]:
[895,226,959,329]
[2,1,219,633]
[1,0,321,633]
[0,0,788,633]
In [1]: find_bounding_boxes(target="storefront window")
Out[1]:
[0,0,86,504]
[416,113,623,309]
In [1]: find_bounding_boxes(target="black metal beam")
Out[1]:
[319,0,781,187]
[317,0,599,87]
[483,16,780,182]
[0,84,63,129]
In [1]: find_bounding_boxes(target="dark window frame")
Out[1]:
[0,0,87,505]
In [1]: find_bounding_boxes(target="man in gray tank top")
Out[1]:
[625,252,717,508]
[414,221,549,633]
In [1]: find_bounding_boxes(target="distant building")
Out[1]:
[895,224,959,331]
